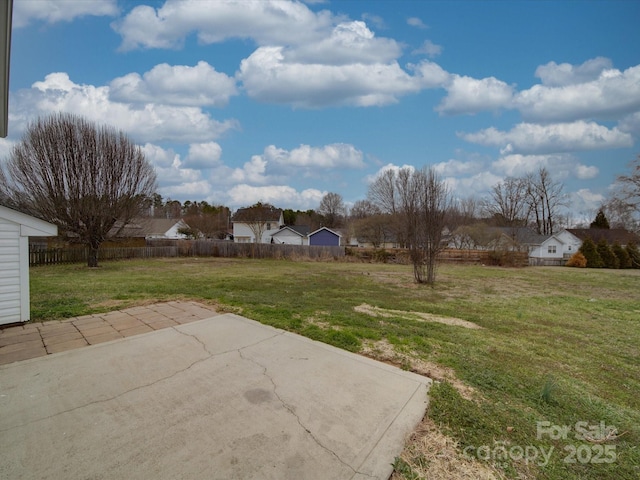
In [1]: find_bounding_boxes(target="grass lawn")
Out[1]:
[30,258,640,479]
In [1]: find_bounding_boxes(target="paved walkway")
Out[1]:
[0,301,219,366]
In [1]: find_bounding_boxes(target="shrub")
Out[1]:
[579,237,603,268]
[612,242,631,269]
[626,243,640,269]
[566,251,587,268]
[597,239,619,269]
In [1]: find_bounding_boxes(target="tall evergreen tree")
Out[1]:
[590,209,610,229]
[579,237,603,268]
[612,242,631,268]
[625,243,640,268]
[597,239,618,268]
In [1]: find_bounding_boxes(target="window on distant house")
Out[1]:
[266,223,271,230]
[548,245,556,254]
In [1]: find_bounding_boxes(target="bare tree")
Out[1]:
[367,168,398,215]
[482,177,529,227]
[417,168,451,284]
[601,197,639,231]
[317,192,346,228]
[232,202,281,243]
[616,155,640,208]
[367,166,450,284]
[368,168,409,247]
[350,199,381,219]
[351,214,390,247]
[183,205,230,239]
[524,167,566,235]
[0,113,156,267]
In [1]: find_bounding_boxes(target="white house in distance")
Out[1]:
[529,230,582,265]
[0,205,58,325]
[114,218,189,240]
[529,228,640,266]
[232,207,284,243]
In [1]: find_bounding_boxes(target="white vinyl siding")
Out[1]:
[0,220,21,324]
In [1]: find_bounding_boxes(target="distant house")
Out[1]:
[308,227,341,246]
[232,207,284,243]
[0,205,58,324]
[529,230,581,265]
[271,225,310,245]
[529,228,640,266]
[113,218,190,241]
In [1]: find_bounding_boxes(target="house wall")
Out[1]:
[309,229,340,246]
[271,230,306,245]
[0,206,58,323]
[158,222,187,240]
[233,222,279,243]
[555,230,581,256]
[532,238,565,259]
[0,218,22,324]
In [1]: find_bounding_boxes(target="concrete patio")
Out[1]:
[0,302,431,479]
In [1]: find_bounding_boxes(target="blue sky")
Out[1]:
[5,0,640,222]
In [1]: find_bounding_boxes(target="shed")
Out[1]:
[0,205,58,325]
[308,227,341,247]
[271,225,310,245]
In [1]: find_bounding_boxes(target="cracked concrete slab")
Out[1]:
[0,313,430,480]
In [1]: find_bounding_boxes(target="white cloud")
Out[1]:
[618,111,640,136]
[491,153,585,179]
[361,13,386,30]
[141,143,181,169]
[412,40,443,58]
[462,121,633,154]
[571,189,606,216]
[183,142,223,169]
[13,0,118,28]
[284,21,401,65]
[262,143,365,169]
[231,156,270,184]
[444,171,503,197]
[12,73,238,144]
[437,75,514,115]
[109,62,237,107]
[0,138,15,161]
[433,159,483,176]
[113,0,335,51]
[535,57,613,87]
[574,164,599,180]
[364,163,416,184]
[238,46,424,107]
[141,143,205,192]
[407,17,427,29]
[491,153,599,182]
[226,184,325,209]
[411,61,451,88]
[516,64,640,122]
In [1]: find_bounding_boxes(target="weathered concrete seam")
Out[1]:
[1,330,231,433]
[237,347,375,478]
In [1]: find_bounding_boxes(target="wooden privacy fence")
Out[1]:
[29,241,345,266]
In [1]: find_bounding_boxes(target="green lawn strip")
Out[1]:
[29,258,640,479]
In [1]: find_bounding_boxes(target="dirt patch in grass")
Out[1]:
[355,303,482,329]
[391,416,506,480]
[360,339,479,402]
